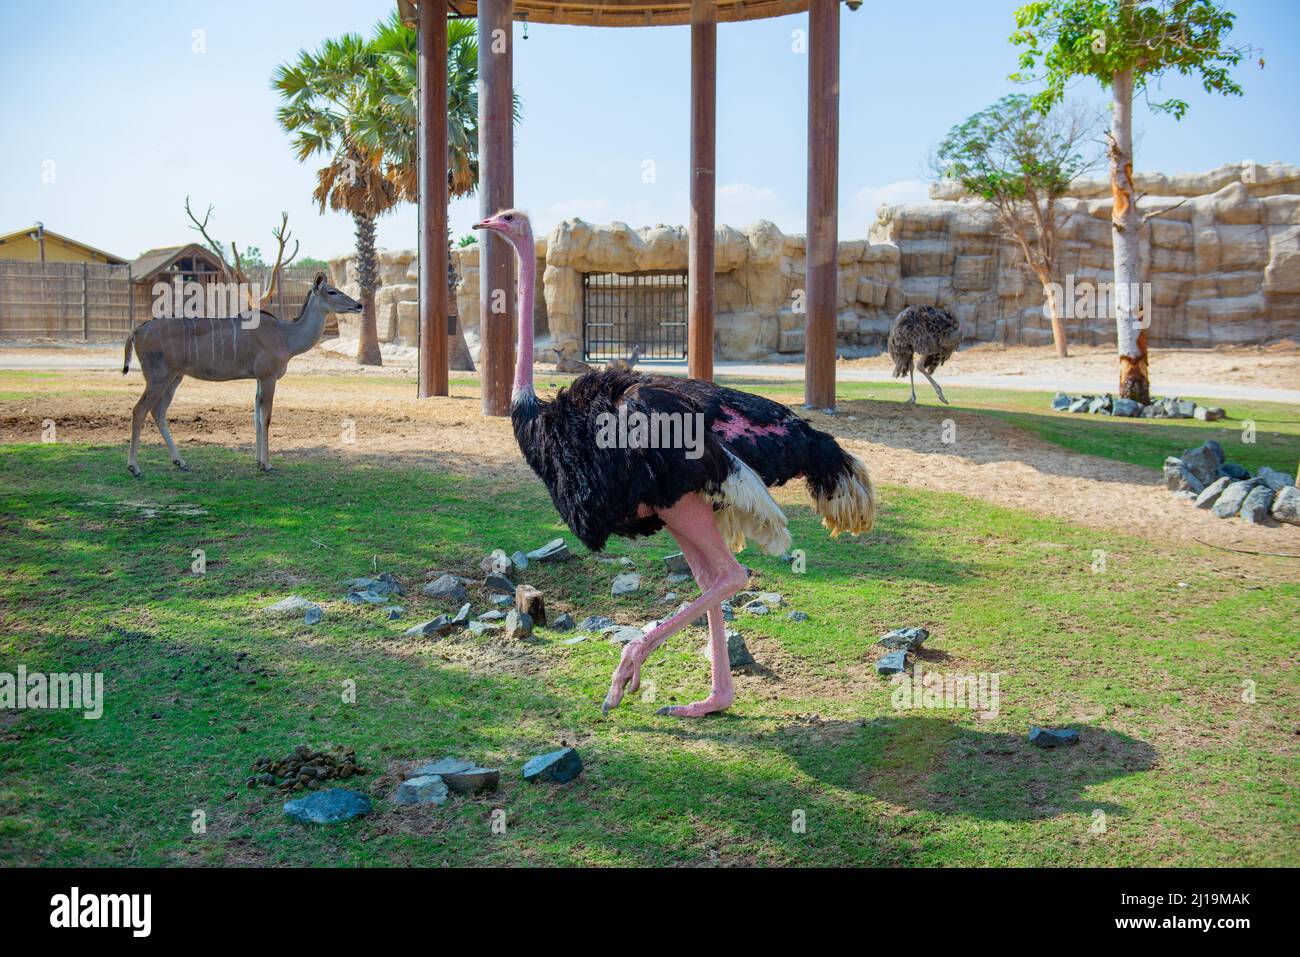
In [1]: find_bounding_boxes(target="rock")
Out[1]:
[1257,466,1295,492]
[663,552,691,574]
[392,775,450,806]
[721,601,735,621]
[743,600,770,615]
[522,747,583,784]
[511,550,529,570]
[515,584,547,625]
[611,573,641,596]
[483,573,515,595]
[1111,397,1142,417]
[787,610,809,622]
[757,591,783,607]
[1173,490,1197,502]
[451,602,472,626]
[422,574,467,603]
[440,766,500,795]
[876,651,908,675]
[877,626,929,650]
[382,605,404,620]
[1087,394,1112,415]
[1171,398,1197,418]
[467,620,502,637]
[699,629,755,669]
[1180,442,1224,487]
[1194,476,1233,509]
[1193,406,1225,421]
[1239,485,1275,524]
[404,615,453,638]
[1219,462,1251,481]
[1051,392,1072,411]
[552,612,576,631]
[1211,480,1255,518]
[1270,486,1300,524]
[412,757,474,777]
[504,609,533,639]
[284,788,372,823]
[343,574,403,598]
[491,594,512,606]
[526,538,572,563]
[304,606,323,625]
[666,573,691,585]
[1163,457,1190,491]
[346,589,387,605]
[606,626,642,645]
[1029,727,1080,748]
[479,610,506,621]
[265,595,320,617]
[479,549,513,576]
[579,615,615,631]
[1067,397,1090,413]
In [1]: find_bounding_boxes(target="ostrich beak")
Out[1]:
[473,218,492,230]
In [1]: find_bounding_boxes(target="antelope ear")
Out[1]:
[314,273,326,288]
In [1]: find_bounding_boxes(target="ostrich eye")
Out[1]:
[504,214,514,221]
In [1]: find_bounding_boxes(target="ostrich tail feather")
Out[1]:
[811,452,875,537]
[705,450,791,556]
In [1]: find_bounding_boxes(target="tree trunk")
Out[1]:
[1038,272,1069,358]
[354,212,383,367]
[1110,68,1148,404]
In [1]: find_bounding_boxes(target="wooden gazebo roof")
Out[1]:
[399,0,817,27]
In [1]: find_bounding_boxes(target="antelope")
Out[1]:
[123,273,361,476]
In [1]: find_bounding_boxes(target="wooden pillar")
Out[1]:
[687,0,717,382]
[417,0,450,398]
[804,0,839,410]
[478,0,515,416]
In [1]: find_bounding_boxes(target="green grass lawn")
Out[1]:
[2,434,1296,866]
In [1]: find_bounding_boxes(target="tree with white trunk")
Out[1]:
[1011,0,1259,403]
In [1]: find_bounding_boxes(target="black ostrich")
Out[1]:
[474,209,875,718]
[887,305,962,405]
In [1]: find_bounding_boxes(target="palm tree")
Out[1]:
[273,34,397,366]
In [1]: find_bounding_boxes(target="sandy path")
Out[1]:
[2,367,1295,556]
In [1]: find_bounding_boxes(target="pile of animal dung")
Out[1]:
[247,744,368,793]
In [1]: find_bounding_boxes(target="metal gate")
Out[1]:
[582,270,688,361]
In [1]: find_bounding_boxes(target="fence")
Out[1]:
[0,260,327,341]
[582,270,689,361]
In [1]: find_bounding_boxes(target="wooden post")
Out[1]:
[804,0,839,410]
[418,0,450,398]
[687,0,717,382]
[478,0,515,416]
[81,262,89,340]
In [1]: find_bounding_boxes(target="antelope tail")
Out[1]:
[123,332,134,375]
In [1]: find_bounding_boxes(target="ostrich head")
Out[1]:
[473,208,532,247]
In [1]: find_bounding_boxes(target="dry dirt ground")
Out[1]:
[3,358,1296,556]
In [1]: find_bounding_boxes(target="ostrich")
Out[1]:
[887,305,961,405]
[474,209,875,718]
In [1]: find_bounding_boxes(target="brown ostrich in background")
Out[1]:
[887,305,962,405]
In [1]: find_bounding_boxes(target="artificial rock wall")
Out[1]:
[328,161,1299,359]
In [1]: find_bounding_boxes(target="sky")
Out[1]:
[0,0,1294,263]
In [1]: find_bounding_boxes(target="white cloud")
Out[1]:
[716,182,780,228]
[849,179,930,219]
[545,197,612,222]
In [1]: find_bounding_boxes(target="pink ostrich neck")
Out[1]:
[511,223,536,400]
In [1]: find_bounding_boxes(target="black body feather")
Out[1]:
[511,370,856,552]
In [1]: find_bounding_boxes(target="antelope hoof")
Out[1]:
[258,464,277,473]
[172,460,191,472]
[127,464,142,478]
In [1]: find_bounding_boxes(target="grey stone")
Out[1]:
[382,605,404,620]
[560,635,588,645]
[699,629,755,669]
[1171,398,1197,418]
[404,615,453,638]
[1029,726,1080,748]
[757,591,783,607]
[467,620,502,637]
[743,601,770,615]
[441,766,500,795]
[265,595,319,617]
[1257,467,1295,492]
[876,651,908,675]
[787,610,809,622]
[346,589,387,605]
[343,575,403,597]
[511,550,529,570]
[412,757,474,777]
[1051,392,1072,411]
[479,610,505,621]
[1211,480,1255,518]
[392,775,449,806]
[1163,457,1187,491]
[721,601,735,621]
[422,574,467,603]
[1111,397,1142,417]
[526,538,572,563]
[663,552,691,574]
[1239,485,1275,524]
[304,606,323,625]
[1194,476,1233,509]
[1067,397,1090,413]
[451,602,472,626]
[1219,462,1251,481]
[1172,490,1197,502]
[1088,395,1112,414]
[579,615,615,631]
[284,788,372,823]
[606,626,642,645]
[1193,406,1225,421]
[1180,443,1224,487]
[483,573,515,595]
[504,609,533,639]
[666,573,691,585]
[877,626,929,651]
[552,612,576,631]
[611,573,641,596]
[1270,486,1300,524]
[522,747,583,784]
[491,594,512,606]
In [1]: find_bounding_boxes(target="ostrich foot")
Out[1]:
[903,395,917,405]
[258,464,278,473]
[657,690,734,718]
[172,459,190,472]
[601,640,647,715]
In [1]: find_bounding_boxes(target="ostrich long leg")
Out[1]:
[602,495,747,715]
[658,604,734,717]
[920,369,949,405]
[906,365,917,404]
